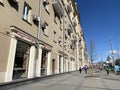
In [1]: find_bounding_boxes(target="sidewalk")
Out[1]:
[0,70,119,90]
[7,71,120,90]
[99,70,120,81]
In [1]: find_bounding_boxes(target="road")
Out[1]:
[7,70,120,90]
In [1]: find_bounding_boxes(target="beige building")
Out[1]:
[0,0,88,83]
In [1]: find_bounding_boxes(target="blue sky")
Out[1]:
[75,0,120,62]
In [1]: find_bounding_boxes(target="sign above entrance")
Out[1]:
[44,44,52,51]
[11,26,38,44]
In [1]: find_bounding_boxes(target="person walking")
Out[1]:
[79,67,82,73]
[106,66,110,75]
[82,65,87,74]
[84,66,87,74]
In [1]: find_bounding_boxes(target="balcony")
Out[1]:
[67,24,73,33]
[72,18,77,27]
[67,2,72,13]
[52,0,63,16]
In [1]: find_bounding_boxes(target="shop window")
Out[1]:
[52,59,55,74]
[23,2,31,23]
[13,41,30,80]
[41,49,48,75]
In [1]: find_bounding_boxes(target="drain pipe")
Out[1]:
[35,0,43,77]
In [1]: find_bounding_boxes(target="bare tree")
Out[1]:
[89,39,97,75]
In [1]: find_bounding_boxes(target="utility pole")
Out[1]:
[35,0,43,77]
[110,40,115,71]
[101,53,103,69]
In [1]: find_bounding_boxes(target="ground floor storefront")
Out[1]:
[0,26,79,83]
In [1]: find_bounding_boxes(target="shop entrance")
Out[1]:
[52,59,55,74]
[41,49,48,76]
[59,55,62,73]
[13,41,30,80]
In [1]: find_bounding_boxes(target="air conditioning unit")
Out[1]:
[33,14,40,22]
[12,0,19,4]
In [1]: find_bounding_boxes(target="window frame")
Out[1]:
[23,2,31,23]
[42,22,48,36]
[43,0,49,13]
[53,31,57,43]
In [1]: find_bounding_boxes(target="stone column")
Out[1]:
[28,46,36,78]
[35,46,42,77]
[47,52,51,75]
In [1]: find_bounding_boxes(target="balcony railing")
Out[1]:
[52,0,63,16]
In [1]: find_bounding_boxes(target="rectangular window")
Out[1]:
[53,31,57,43]
[23,2,31,22]
[43,0,49,12]
[60,22,62,30]
[42,22,48,36]
[54,13,57,24]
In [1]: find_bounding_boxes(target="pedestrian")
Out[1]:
[79,67,82,73]
[83,65,87,74]
[106,66,109,75]
[84,66,87,74]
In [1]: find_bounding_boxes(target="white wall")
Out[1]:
[5,37,17,82]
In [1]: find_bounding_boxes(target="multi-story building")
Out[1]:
[0,0,88,83]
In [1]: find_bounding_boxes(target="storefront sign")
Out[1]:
[44,44,52,51]
[13,30,38,44]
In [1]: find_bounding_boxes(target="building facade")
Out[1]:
[0,0,88,83]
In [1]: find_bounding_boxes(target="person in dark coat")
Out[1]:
[106,67,110,75]
[79,67,82,73]
[83,65,87,74]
